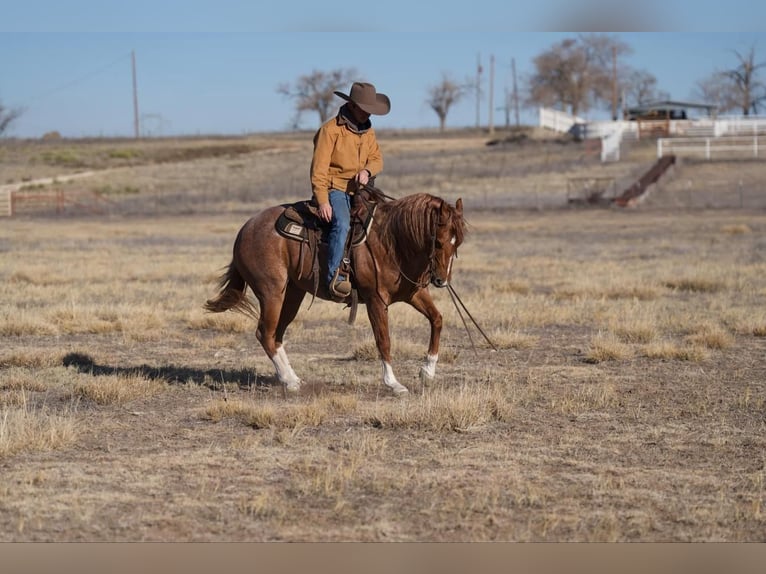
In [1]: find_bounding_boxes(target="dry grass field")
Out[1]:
[1,129,765,541]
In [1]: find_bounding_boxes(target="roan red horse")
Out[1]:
[205,186,465,396]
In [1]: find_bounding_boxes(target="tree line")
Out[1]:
[2,34,765,136]
[277,34,766,133]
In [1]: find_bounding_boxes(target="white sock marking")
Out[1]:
[382,361,408,396]
[272,347,301,390]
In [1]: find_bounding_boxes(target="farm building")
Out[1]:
[624,100,718,137]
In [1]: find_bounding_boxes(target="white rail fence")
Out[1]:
[539,108,629,163]
[657,135,762,159]
[599,124,624,162]
[538,107,584,134]
[540,107,766,162]
[713,116,766,136]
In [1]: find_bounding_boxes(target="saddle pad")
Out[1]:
[275,211,309,242]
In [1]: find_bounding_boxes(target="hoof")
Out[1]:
[391,385,409,398]
[418,368,435,386]
[284,381,301,395]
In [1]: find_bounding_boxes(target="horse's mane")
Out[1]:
[376,193,465,261]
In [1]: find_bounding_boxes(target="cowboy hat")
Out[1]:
[334,82,391,116]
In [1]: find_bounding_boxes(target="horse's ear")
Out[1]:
[455,198,463,216]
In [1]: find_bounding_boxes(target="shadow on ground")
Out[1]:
[62,352,278,390]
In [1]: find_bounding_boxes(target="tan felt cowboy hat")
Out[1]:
[334,82,391,115]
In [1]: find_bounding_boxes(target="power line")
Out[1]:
[25,52,132,105]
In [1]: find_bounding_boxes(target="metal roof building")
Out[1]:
[625,100,718,120]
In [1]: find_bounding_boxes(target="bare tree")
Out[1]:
[622,68,668,107]
[696,45,766,115]
[277,68,358,128]
[695,72,736,115]
[724,46,766,115]
[525,34,630,118]
[0,100,23,136]
[426,74,466,132]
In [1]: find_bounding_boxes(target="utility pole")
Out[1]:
[488,54,495,135]
[132,50,140,138]
[475,53,482,129]
[512,57,520,128]
[611,45,618,121]
[503,86,511,129]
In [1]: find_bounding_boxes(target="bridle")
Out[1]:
[398,199,457,289]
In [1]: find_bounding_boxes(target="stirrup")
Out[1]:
[330,276,352,298]
[329,269,352,299]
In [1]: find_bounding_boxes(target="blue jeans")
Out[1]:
[326,190,351,286]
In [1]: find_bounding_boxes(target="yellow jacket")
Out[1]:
[310,110,383,205]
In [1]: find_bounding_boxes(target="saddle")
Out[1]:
[274,197,376,247]
[273,185,386,314]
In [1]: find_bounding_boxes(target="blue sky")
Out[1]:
[2,3,765,138]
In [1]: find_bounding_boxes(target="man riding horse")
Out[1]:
[205,81,468,396]
[311,82,391,300]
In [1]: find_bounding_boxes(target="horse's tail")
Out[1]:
[204,261,259,320]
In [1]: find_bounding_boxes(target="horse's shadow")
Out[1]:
[62,352,278,391]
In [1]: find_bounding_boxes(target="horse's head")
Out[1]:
[429,197,464,288]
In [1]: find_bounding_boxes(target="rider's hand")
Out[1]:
[355,169,370,186]
[318,202,332,222]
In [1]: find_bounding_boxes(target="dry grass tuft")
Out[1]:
[491,330,538,349]
[72,373,167,405]
[208,381,514,434]
[237,491,288,521]
[663,277,725,293]
[0,392,79,458]
[8,271,68,286]
[0,351,63,369]
[204,394,359,429]
[0,313,58,336]
[186,312,251,333]
[611,320,659,344]
[492,280,531,295]
[720,224,752,235]
[686,324,734,350]
[551,382,618,415]
[641,341,711,361]
[0,368,49,392]
[365,382,513,432]
[205,399,276,428]
[553,282,659,302]
[583,333,632,363]
[604,284,661,301]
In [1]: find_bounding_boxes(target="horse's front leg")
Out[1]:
[366,298,409,397]
[408,288,443,385]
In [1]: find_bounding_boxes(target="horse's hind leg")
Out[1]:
[273,283,306,391]
[255,289,302,393]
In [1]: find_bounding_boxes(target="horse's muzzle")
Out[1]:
[431,277,449,288]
